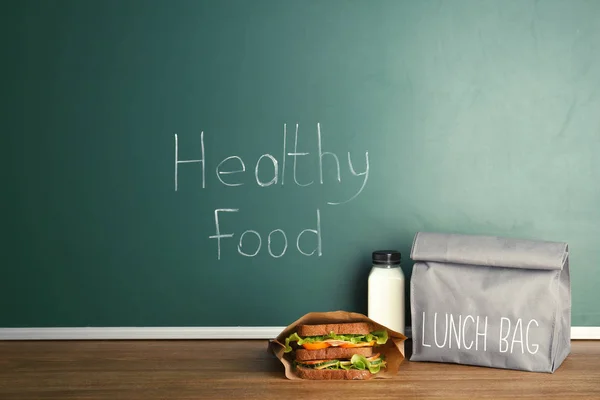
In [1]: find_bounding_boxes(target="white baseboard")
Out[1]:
[0,327,286,340]
[0,326,598,340]
[571,327,600,340]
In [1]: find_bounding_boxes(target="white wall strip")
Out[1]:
[0,327,286,340]
[571,327,600,340]
[0,326,598,340]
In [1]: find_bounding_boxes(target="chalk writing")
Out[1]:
[208,209,238,260]
[318,122,341,184]
[237,230,261,257]
[288,123,313,187]
[175,123,368,260]
[208,208,321,260]
[327,151,369,205]
[174,132,205,191]
[268,229,288,258]
[255,154,278,187]
[217,156,245,187]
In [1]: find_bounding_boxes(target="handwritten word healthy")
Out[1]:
[420,312,540,355]
[174,123,368,260]
[174,123,369,205]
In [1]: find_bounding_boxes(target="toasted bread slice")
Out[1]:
[296,346,373,361]
[297,322,373,337]
[295,366,373,380]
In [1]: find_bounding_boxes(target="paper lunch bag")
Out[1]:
[410,232,571,373]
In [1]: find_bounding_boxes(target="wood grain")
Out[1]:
[0,340,599,399]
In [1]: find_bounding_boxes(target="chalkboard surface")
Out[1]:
[3,0,600,328]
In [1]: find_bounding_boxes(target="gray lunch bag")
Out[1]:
[410,232,570,373]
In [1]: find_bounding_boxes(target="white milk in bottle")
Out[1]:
[368,250,405,334]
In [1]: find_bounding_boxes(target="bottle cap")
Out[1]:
[372,250,401,265]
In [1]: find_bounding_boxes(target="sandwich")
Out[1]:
[283,322,388,380]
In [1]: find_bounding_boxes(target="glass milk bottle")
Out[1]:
[368,250,405,334]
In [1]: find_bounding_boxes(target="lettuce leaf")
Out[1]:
[284,332,302,352]
[350,354,369,370]
[295,355,387,373]
[350,354,386,373]
[339,361,353,371]
[369,330,389,345]
[368,363,382,374]
[329,334,365,344]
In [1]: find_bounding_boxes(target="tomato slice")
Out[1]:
[340,340,376,348]
[301,342,331,350]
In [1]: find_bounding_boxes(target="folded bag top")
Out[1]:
[409,232,571,373]
[411,231,568,270]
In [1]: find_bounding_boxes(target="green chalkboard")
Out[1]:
[3,0,600,328]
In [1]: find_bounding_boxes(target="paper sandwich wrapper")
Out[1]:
[268,310,407,380]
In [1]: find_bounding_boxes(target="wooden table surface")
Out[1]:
[1,339,599,399]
